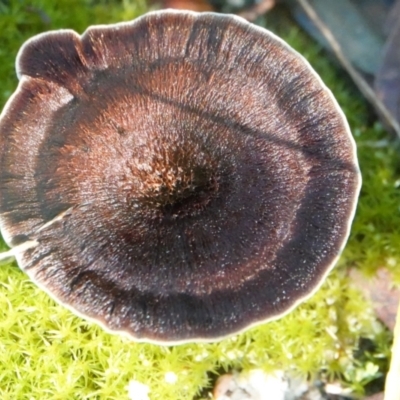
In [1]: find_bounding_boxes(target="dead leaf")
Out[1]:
[375,0,400,125]
[237,0,275,22]
[156,0,215,12]
[287,0,400,137]
[349,268,400,331]
[287,0,384,74]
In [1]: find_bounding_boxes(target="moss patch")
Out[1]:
[0,1,396,399]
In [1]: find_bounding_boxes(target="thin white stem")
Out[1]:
[0,207,73,262]
[36,207,73,233]
[0,240,38,261]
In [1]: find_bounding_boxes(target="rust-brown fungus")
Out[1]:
[0,10,361,344]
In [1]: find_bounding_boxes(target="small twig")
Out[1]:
[297,0,400,139]
[0,207,73,262]
[384,299,400,400]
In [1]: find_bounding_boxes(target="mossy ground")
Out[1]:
[0,1,398,399]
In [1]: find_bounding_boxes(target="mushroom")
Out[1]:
[0,10,361,344]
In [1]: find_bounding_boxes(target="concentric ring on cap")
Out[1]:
[0,10,361,344]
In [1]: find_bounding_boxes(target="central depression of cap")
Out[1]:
[0,11,360,343]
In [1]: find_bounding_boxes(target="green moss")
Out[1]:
[0,2,396,399]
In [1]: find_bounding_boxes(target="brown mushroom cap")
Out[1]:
[0,10,361,344]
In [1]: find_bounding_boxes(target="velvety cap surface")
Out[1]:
[0,10,360,343]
